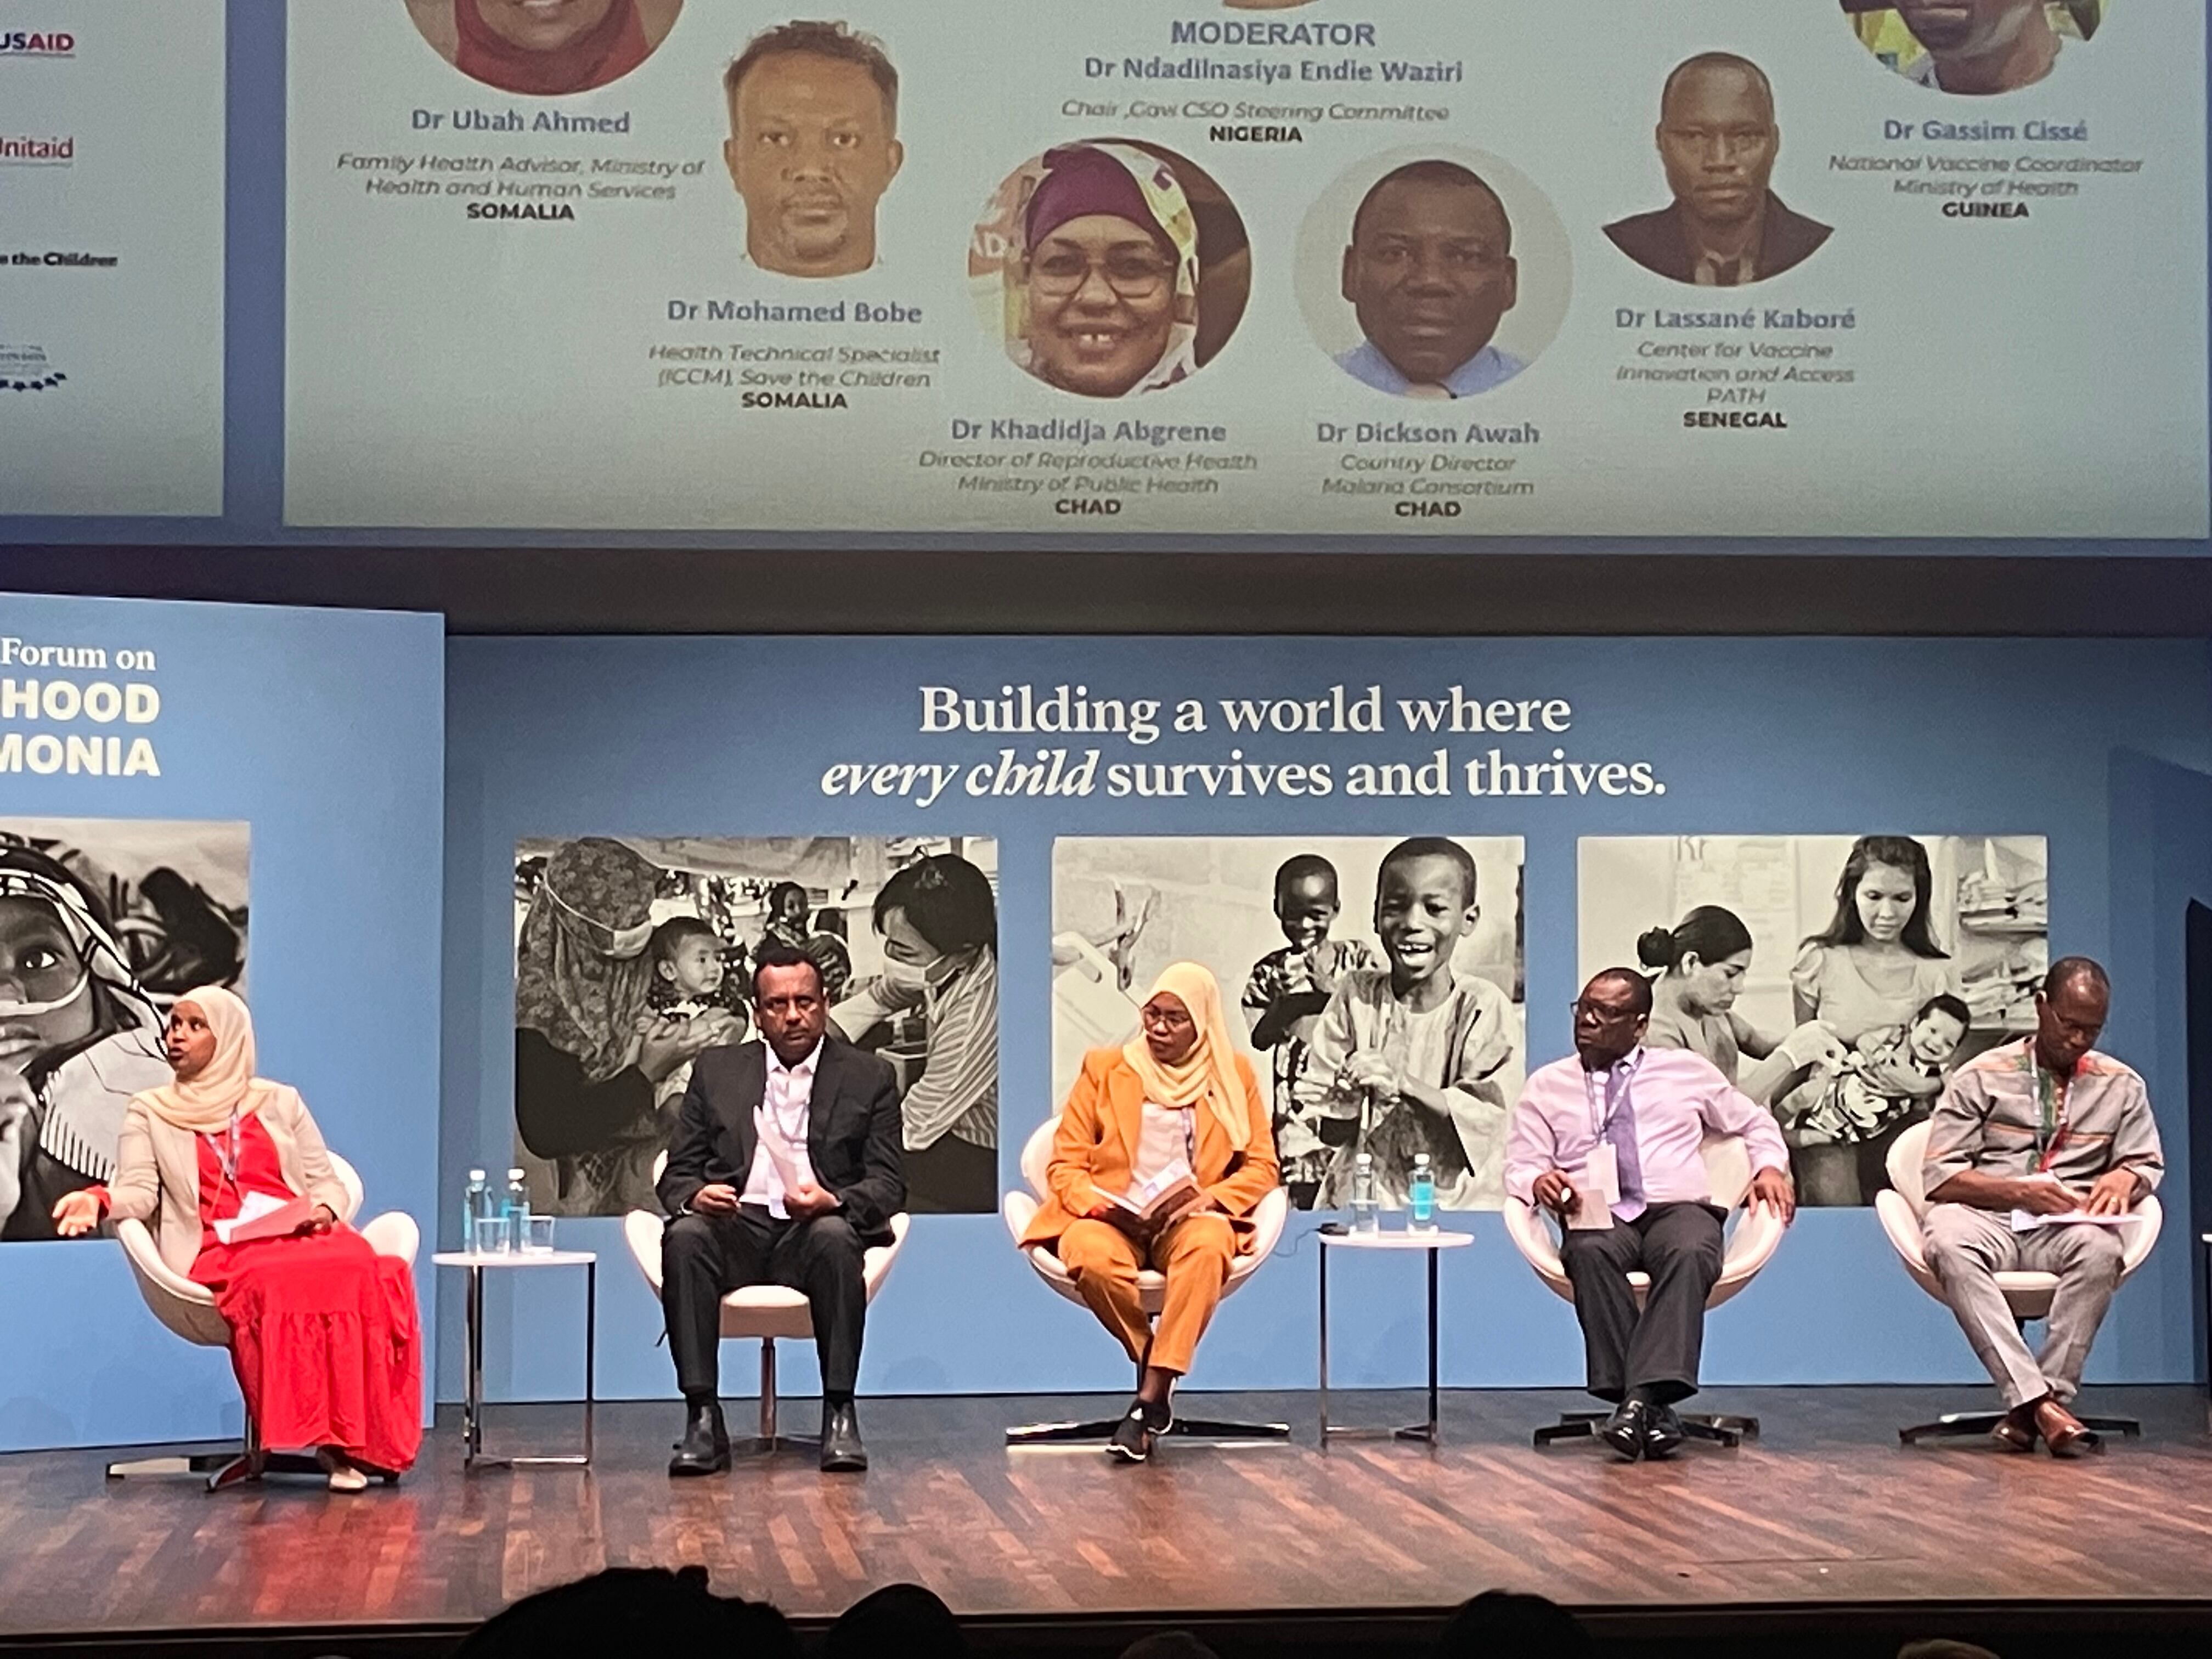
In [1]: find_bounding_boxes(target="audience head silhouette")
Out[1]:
[826,1583,969,1658]
[456,1567,797,1658]
[1434,1590,1595,1658]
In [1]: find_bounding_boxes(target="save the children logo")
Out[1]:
[0,31,76,57]
[0,343,67,392]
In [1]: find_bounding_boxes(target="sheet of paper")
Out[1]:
[2009,1209,2142,1233]
[212,1192,308,1245]
[1568,1145,1618,1231]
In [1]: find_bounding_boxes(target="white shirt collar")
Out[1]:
[766,1037,823,1078]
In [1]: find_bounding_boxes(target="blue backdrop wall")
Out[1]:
[0,594,445,1452]
[442,636,2212,1407]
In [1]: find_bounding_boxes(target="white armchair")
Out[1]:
[105,1152,421,1489]
[1876,1116,2162,1445]
[624,1153,909,1454]
[1505,1132,1784,1450]
[1001,1114,1291,1446]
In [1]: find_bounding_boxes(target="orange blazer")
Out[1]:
[1022,1046,1280,1249]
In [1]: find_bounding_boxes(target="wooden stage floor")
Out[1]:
[2,1386,2210,1649]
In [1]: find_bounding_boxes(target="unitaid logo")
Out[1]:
[0,32,77,55]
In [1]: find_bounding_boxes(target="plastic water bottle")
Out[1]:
[500,1169,529,1255]
[1408,1153,1436,1233]
[461,1168,489,1249]
[1350,1152,1380,1235]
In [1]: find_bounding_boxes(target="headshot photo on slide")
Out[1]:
[721,20,904,280]
[1843,1,2108,97]
[971,143,1252,400]
[1296,147,1571,400]
[403,0,683,97]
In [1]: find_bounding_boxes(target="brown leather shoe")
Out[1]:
[1990,1401,2038,1453]
[2033,1397,2101,1458]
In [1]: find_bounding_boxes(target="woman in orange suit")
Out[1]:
[1023,962,1278,1462]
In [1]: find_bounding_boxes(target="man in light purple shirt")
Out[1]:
[1506,969,1794,1460]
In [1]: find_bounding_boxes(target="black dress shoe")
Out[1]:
[668,1401,730,1477]
[820,1402,868,1474]
[1643,1403,1685,1460]
[1598,1400,1647,1462]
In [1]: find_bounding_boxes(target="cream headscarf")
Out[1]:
[1122,962,1250,1152]
[138,984,265,1135]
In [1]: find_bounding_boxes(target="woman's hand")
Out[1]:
[300,1204,339,1235]
[0,1073,32,1229]
[50,1187,104,1238]
[637,1016,722,1084]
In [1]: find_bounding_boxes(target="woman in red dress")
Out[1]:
[53,987,422,1491]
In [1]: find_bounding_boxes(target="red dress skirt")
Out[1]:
[187,1119,422,1473]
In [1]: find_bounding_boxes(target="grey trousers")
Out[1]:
[1921,1203,2126,1408]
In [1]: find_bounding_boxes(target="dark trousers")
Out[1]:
[904,1134,997,1215]
[662,1207,867,1399]
[1559,1201,1725,1406]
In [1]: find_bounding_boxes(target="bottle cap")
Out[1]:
[1413,1153,1430,1167]
[468,1168,486,1181]
[1355,1151,1372,1166]
[507,1168,526,1181]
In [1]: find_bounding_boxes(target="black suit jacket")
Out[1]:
[1604,192,1832,286]
[656,1037,905,1242]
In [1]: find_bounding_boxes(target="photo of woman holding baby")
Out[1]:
[1785,836,1963,1206]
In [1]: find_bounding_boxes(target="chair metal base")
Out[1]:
[1007,1415,1292,1447]
[729,1434,822,1458]
[1899,1409,2138,1447]
[1533,1410,1760,1451]
[104,1447,340,1491]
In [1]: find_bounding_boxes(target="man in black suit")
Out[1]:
[1605,53,1831,289]
[658,942,904,1475]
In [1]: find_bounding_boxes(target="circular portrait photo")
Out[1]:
[403,0,684,97]
[1606,53,1832,289]
[1844,1,2108,96]
[971,142,1252,400]
[1295,148,1571,399]
[721,20,902,280]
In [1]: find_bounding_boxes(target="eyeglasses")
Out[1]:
[1571,1000,1643,1026]
[1029,247,1177,300]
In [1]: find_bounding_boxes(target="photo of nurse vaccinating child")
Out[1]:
[1052,836,1525,1212]
[515,834,1001,1217]
[0,819,250,1242]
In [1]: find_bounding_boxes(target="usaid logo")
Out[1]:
[0,31,76,58]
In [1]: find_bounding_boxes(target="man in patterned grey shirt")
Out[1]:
[1920,957,2163,1456]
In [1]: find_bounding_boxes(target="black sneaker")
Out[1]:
[1107,1402,1156,1463]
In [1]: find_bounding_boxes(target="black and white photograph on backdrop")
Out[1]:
[0,817,251,1242]
[1578,833,2050,1207]
[1053,836,1525,1212]
[512,835,1000,1218]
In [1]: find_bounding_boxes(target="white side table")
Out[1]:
[1317,1229,1474,1443]
[431,1250,597,1470]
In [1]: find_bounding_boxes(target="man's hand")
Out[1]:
[50,1188,103,1238]
[690,1182,741,1215]
[783,1182,843,1220]
[2012,1175,2081,1216]
[1749,1167,1797,1226]
[1531,1170,1577,1217]
[2082,1167,2144,1217]
[1340,1051,1400,1098]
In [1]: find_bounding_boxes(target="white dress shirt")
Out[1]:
[742,1039,822,1221]
[1504,1045,1788,1210]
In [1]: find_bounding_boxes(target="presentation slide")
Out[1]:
[0,0,226,517]
[283,0,2208,539]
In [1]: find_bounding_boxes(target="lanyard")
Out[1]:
[210,1109,243,1187]
[2025,1042,2073,1171]
[1582,1059,1628,1142]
